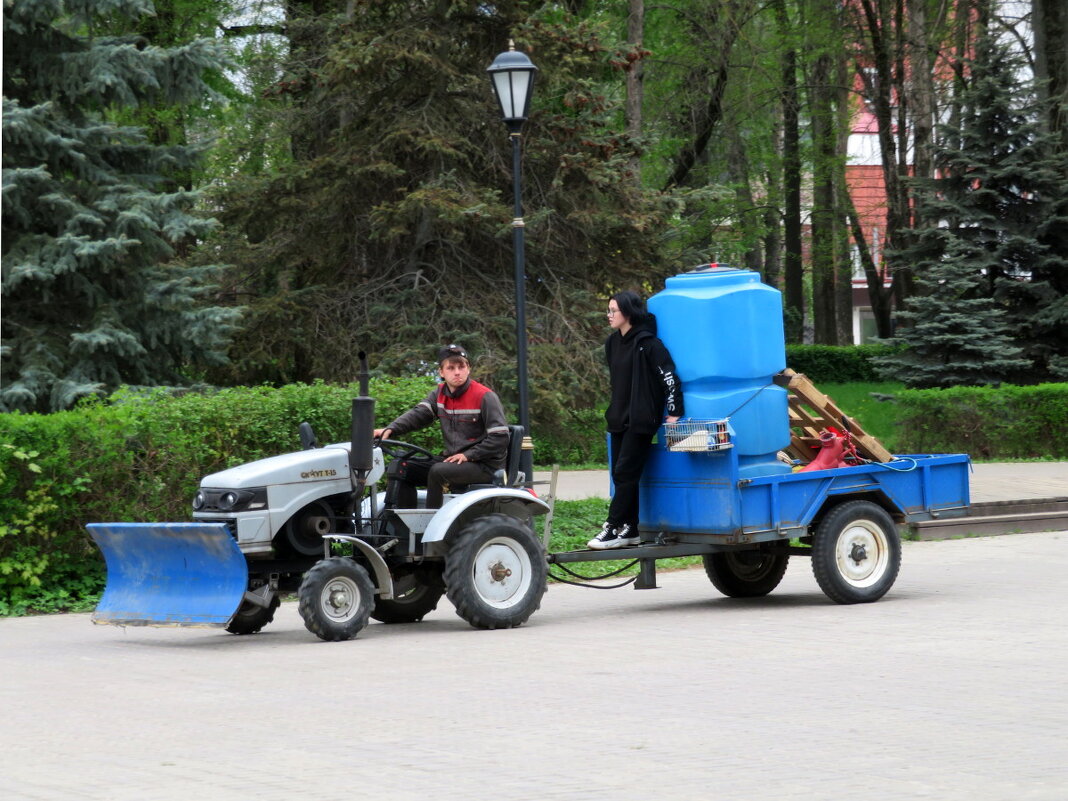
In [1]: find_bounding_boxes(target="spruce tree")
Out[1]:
[1,0,241,412]
[878,31,1065,388]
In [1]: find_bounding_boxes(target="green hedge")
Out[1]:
[0,378,601,612]
[786,345,895,383]
[4,377,1063,612]
[894,384,1068,458]
[0,379,434,613]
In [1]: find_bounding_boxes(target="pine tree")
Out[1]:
[202,2,675,432]
[878,31,1065,388]
[1,0,242,412]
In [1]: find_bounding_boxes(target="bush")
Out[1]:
[0,379,438,612]
[894,383,1068,458]
[0,378,602,611]
[786,345,896,383]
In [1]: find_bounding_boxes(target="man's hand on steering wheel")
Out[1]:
[374,436,440,463]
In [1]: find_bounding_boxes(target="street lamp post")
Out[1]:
[487,42,537,487]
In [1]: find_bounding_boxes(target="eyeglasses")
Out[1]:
[606,309,620,317]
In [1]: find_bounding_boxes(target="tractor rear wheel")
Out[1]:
[371,566,444,624]
[444,514,546,630]
[811,500,901,604]
[703,550,790,597]
[298,556,374,641]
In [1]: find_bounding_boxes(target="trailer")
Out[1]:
[86,265,970,640]
[551,438,969,603]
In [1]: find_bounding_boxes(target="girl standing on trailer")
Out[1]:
[588,291,684,550]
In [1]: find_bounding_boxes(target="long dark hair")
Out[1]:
[611,290,656,332]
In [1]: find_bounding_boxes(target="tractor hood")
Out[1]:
[201,443,352,489]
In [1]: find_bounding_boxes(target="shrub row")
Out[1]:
[3,378,1063,612]
[0,379,599,612]
[893,383,1068,459]
[786,344,894,383]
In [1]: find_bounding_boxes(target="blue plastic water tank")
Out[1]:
[648,264,791,478]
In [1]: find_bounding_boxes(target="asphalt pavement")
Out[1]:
[2,461,1066,800]
[2,530,1066,800]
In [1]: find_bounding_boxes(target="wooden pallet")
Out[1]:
[778,368,893,464]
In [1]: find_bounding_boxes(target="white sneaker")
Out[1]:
[614,523,640,546]
[587,522,625,550]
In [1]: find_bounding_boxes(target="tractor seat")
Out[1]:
[450,425,525,493]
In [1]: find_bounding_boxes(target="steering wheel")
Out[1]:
[375,438,439,463]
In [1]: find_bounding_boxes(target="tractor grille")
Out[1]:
[196,518,238,540]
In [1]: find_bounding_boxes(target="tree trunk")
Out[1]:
[854,0,915,310]
[775,0,804,342]
[835,48,855,345]
[763,115,784,288]
[907,0,938,187]
[1034,0,1068,154]
[810,51,837,345]
[626,0,645,179]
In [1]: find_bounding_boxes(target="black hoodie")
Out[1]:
[604,317,684,434]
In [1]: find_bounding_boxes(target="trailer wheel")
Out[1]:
[702,550,790,597]
[298,556,374,641]
[444,514,546,630]
[812,500,901,604]
[371,566,444,624]
[226,594,281,635]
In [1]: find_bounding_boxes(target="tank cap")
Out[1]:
[687,263,737,273]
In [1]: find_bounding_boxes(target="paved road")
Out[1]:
[535,461,1068,502]
[2,531,1066,801]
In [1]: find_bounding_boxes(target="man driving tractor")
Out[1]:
[373,344,510,508]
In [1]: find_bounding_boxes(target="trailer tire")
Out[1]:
[371,566,444,624]
[298,556,374,641]
[702,550,790,597]
[226,594,281,635]
[812,500,901,604]
[444,514,546,630]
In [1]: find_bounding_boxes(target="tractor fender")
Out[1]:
[323,534,395,600]
[421,488,550,543]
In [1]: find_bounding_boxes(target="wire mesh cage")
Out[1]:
[664,419,733,452]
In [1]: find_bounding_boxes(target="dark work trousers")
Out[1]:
[426,461,494,509]
[607,429,655,528]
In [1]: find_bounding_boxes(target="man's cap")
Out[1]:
[438,344,469,364]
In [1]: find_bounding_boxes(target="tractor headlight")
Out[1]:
[193,487,268,513]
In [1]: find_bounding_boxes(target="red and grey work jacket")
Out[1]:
[386,379,509,471]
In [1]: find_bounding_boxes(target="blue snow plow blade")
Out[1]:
[87,522,248,627]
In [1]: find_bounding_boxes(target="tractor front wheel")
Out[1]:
[298,556,374,641]
[811,500,901,604]
[444,514,546,630]
[703,549,790,597]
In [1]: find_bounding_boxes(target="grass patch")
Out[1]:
[546,498,702,579]
[819,382,905,451]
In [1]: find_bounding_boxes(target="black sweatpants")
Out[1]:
[607,429,654,528]
[385,457,492,509]
[426,461,494,509]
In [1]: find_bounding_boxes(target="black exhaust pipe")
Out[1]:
[350,351,374,473]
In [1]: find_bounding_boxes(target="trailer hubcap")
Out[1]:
[836,520,889,588]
